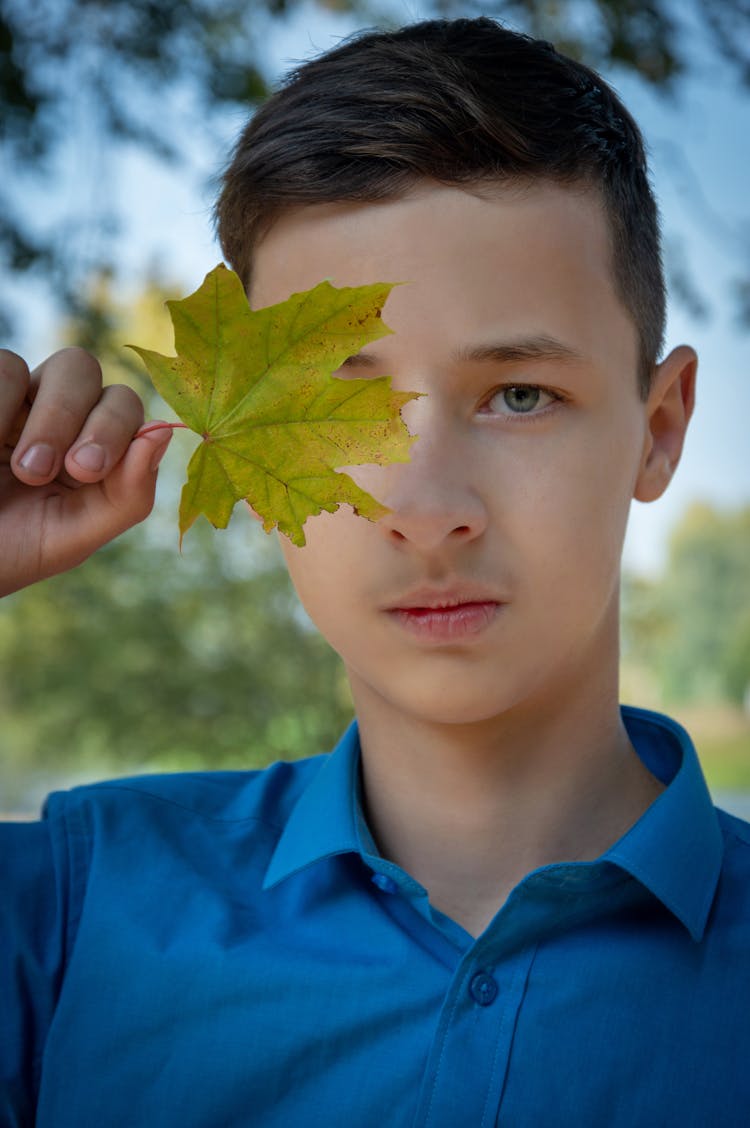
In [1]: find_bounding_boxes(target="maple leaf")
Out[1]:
[129,264,419,546]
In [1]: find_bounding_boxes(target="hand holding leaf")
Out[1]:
[130,265,418,546]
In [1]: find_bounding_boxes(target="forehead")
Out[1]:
[250,181,637,375]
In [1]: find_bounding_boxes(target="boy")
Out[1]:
[2,17,748,1127]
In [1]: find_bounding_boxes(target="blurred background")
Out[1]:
[1,0,748,815]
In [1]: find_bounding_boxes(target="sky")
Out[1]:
[7,0,749,576]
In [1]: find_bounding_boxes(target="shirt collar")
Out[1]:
[605,706,723,943]
[262,721,362,890]
[263,707,724,942]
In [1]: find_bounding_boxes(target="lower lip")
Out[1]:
[388,601,501,642]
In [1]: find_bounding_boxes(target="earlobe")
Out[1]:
[633,345,697,503]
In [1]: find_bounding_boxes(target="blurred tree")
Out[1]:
[0,520,354,809]
[622,502,750,706]
[1,0,749,338]
[723,611,750,707]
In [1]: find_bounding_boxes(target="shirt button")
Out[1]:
[371,872,399,894]
[469,971,498,1006]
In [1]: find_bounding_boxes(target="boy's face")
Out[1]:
[250,182,687,727]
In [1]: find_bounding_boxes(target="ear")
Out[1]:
[633,345,697,503]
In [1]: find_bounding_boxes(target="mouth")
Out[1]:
[385,587,505,642]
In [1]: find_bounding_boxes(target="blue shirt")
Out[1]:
[2,706,749,1127]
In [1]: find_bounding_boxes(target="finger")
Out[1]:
[63,383,145,484]
[0,350,31,448]
[11,347,105,484]
[30,425,174,580]
[78,424,174,544]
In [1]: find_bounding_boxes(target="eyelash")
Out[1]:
[480,383,565,421]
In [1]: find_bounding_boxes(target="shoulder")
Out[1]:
[29,757,330,928]
[43,754,328,832]
[0,755,330,1113]
[4,756,330,968]
[2,755,329,934]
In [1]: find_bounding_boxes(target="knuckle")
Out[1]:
[30,349,107,433]
[101,383,146,429]
[51,346,103,380]
[52,393,89,429]
[0,349,30,392]
[38,348,104,399]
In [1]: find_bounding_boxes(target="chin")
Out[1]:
[385,684,527,728]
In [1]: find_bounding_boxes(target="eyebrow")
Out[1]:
[340,333,586,369]
[453,334,586,366]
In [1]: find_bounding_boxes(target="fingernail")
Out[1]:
[19,443,55,477]
[73,442,106,472]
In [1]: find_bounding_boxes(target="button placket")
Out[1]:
[469,970,498,1006]
[412,940,538,1128]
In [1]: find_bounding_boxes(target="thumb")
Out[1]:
[97,423,174,531]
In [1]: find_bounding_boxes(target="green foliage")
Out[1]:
[695,724,750,791]
[723,613,750,705]
[622,501,750,705]
[0,518,354,810]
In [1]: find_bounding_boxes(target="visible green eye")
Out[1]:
[486,384,556,415]
[501,386,541,413]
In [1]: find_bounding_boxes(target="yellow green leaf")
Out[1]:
[128,264,419,546]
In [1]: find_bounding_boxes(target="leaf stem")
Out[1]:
[136,422,190,437]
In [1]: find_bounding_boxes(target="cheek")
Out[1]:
[504,421,641,585]
[278,512,362,623]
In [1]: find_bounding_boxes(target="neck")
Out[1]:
[350,652,664,938]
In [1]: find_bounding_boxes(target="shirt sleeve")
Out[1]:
[0,815,67,1126]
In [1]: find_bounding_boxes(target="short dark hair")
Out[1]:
[215,17,665,395]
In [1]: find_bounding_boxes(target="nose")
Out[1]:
[368,412,488,552]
